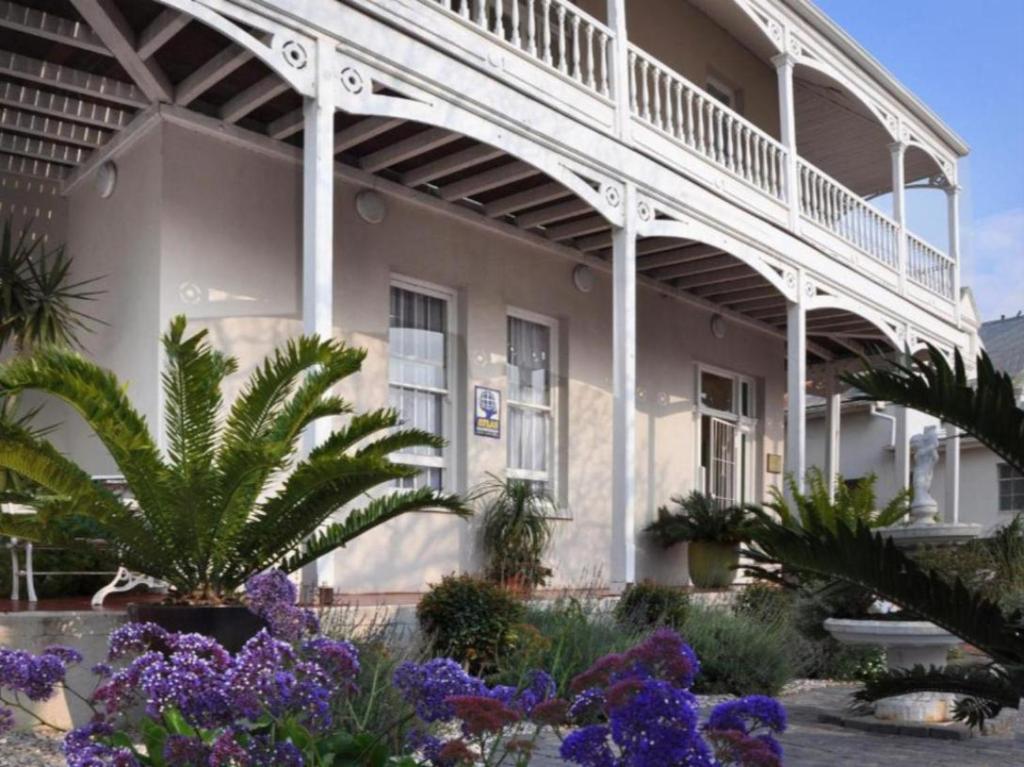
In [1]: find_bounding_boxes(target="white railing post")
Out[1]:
[946,182,962,325]
[772,52,799,230]
[303,36,337,589]
[611,182,637,589]
[889,140,908,292]
[785,275,807,496]
[606,0,630,138]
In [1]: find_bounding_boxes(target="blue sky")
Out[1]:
[815,0,1024,323]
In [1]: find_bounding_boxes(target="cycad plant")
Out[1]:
[766,468,910,532]
[479,475,553,590]
[646,491,757,546]
[0,316,470,603]
[746,346,1024,726]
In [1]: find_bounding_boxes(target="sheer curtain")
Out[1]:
[507,316,552,492]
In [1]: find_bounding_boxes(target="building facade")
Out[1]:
[0,0,973,592]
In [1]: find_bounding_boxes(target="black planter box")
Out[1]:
[127,604,266,653]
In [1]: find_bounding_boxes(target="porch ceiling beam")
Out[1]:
[267,107,303,140]
[175,44,254,106]
[638,243,723,272]
[544,215,610,242]
[684,271,762,293]
[137,9,190,60]
[637,237,697,256]
[725,294,787,311]
[0,130,85,164]
[0,106,108,148]
[813,334,865,357]
[825,330,888,340]
[657,256,742,282]
[752,307,849,323]
[0,81,131,130]
[220,75,289,123]
[807,317,877,332]
[336,116,403,153]
[516,197,592,229]
[70,0,172,103]
[439,160,537,201]
[0,50,148,108]
[0,151,68,180]
[700,285,778,303]
[0,1,109,55]
[484,181,569,217]
[360,127,459,173]
[401,143,503,187]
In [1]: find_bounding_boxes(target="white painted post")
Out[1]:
[944,423,961,523]
[302,36,337,590]
[606,0,630,138]
[785,284,807,494]
[946,182,962,326]
[889,140,908,292]
[824,382,841,501]
[895,405,911,492]
[611,182,637,588]
[771,52,799,230]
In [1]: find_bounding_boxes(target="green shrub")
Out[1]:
[496,596,641,695]
[734,582,793,624]
[613,580,690,630]
[478,476,553,590]
[417,574,525,673]
[681,604,797,696]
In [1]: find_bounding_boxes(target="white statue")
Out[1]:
[909,425,940,524]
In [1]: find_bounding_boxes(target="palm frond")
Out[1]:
[841,345,1024,474]
[278,488,470,573]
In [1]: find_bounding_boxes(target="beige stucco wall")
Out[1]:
[55,120,787,592]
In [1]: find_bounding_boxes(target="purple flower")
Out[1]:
[393,658,487,722]
[0,706,14,735]
[64,722,141,767]
[560,724,617,767]
[300,636,359,689]
[245,570,319,642]
[210,730,249,766]
[608,678,710,767]
[707,695,787,735]
[163,735,210,766]
[568,687,606,723]
[107,622,169,660]
[0,647,75,701]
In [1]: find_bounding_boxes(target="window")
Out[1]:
[388,282,451,490]
[705,76,736,109]
[507,313,556,496]
[697,366,757,506]
[998,463,1024,513]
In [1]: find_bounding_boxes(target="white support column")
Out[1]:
[944,423,961,523]
[895,405,911,492]
[889,140,908,292]
[302,36,337,590]
[946,182,962,326]
[611,183,637,588]
[824,381,841,501]
[772,52,800,230]
[606,0,630,138]
[785,282,807,494]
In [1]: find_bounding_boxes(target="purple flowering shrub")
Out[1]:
[559,629,787,767]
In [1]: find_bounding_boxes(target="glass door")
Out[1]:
[709,416,737,507]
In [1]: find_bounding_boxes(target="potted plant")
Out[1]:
[478,475,553,595]
[0,315,470,649]
[646,491,756,588]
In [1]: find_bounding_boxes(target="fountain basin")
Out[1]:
[879,522,982,548]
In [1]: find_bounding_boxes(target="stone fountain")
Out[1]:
[824,425,981,723]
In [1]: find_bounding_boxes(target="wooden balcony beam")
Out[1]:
[220,75,289,123]
[0,130,86,164]
[360,127,459,173]
[545,215,610,242]
[484,181,569,217]
[0,49,147,108]
[0,151,68,180]
[516,197,592,229]
[0,106,109,148]
[336,117,403,153]
[175,44,254,106]
[402,143,503,187]
[0,82,131,130]
[0,1,109,55]
[137,9,190,60]
[438,160,537,201]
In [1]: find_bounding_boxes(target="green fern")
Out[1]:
[766,469,910,532]
[0,316,471,602]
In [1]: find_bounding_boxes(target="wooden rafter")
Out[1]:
[267,107,304,140]
[0,1,109,55]
[681,269,760,292]
[0,130,86,164]
[484,181,568,217]
[638,244,724,272]
[439,160,537,201]
[0,106,108,148]
[175,44,254,106]
[0,81,131,130]
[335,117,403,153]
[137,9,190,60]
[70,0,172,103]
[360,127,459,173]
[0,50,147,108]
[0,151,67,180]
[220,75,288,123]
[401,143,502,187]
[544,215,609,241]
[516,197,592,228]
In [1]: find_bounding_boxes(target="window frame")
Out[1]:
[997,461,1024,514]
[505,306,561,503]
[695,363,758,505]
[705,74,738,110]
[387,275,458,491]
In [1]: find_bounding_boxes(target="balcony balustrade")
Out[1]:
[418,0,956,303]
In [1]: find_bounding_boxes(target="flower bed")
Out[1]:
[0,572,786,766]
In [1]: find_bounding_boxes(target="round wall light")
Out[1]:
[355,189,387,224]
[95,161,117,199]
[710,313,727,339]
[572,263,595,293]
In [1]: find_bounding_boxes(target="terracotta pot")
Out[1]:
[687,541,739,589]
[127,604,266,653]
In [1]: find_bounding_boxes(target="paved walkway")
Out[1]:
[530,685,1021,766]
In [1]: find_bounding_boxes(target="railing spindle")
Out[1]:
[571,15,581,81]
[556,5,567,74]
[585,25,595,89]
[541,0,552,65]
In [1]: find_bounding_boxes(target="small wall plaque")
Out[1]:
[474,386,501,438]
[766,453,784,474]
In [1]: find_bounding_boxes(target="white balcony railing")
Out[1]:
[628,45,787,203]
[798,159,900,271]
[907,232,955,299]
[429,0,614,99]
